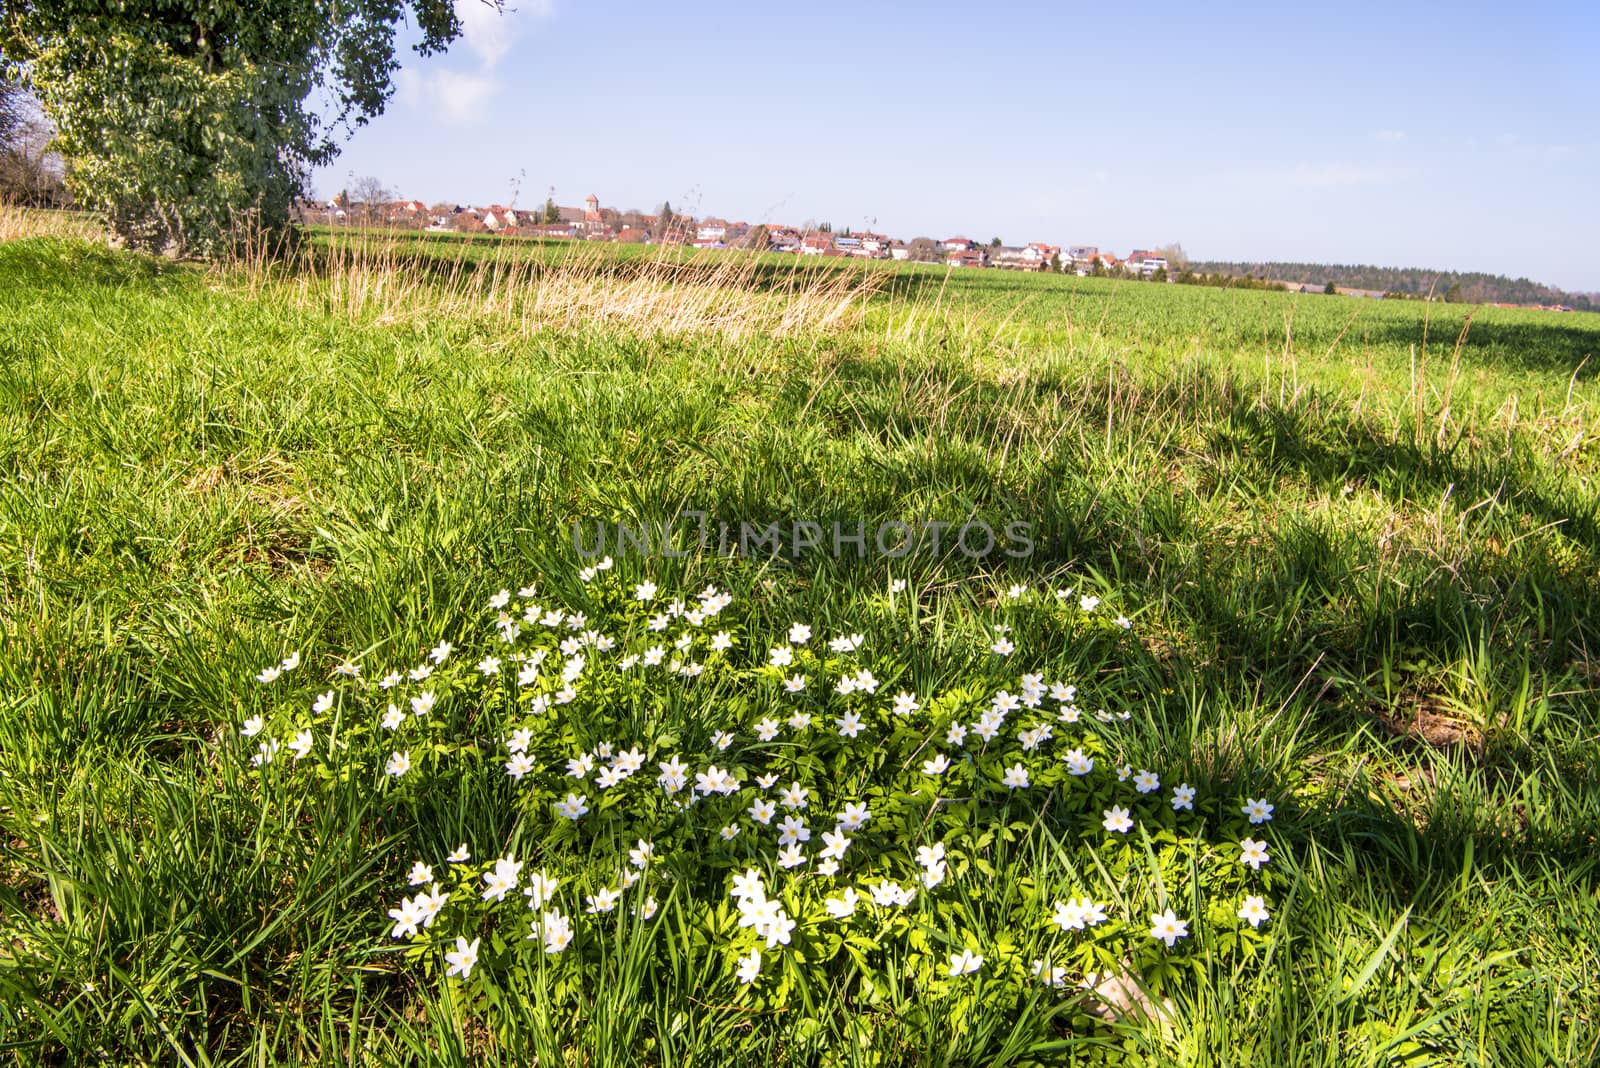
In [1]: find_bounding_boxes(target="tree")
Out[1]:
[1156,242,1189,269]
[1324,281,1337,295]
[906,237,941,263]
[543,197,559,224]
[1444,282,1464,303]
[1049,252,1061,272]
[1,0,485,255]
[350,175,390,222]
[819,221,832,233]
[990,236,1002,247]
[738,224,771,251]
[351,175,389,206]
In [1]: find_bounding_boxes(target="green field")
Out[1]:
[2,228,1599,1066]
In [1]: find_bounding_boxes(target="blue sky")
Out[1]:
[314,1,1600,291]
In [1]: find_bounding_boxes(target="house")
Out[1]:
[688,218,748,244]
[615,227,650,244]
[992,246,1049,271]
[855,232,889,254]
[768,227,802,253]
[299,199,350,224]
[1025,242,1060,264]
[1125,250,1168,276]
[947,248,990,268]
[1067,245,1099,273]
[941,236,975,253]
[451,210,487,234]
[374,199,422,223]
[482,206,520,231]
[801,232,833,255]
[526,222,577,239]
[696,219,730,242]
[299,200,349,224]
[889,240,909,261]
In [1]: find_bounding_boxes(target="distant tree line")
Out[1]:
[1189,260,1595,310]
[1171,270,1288,292]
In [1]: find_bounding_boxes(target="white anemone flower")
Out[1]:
[948,948,984,976]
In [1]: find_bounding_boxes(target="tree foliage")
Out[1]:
[0,0,485,255]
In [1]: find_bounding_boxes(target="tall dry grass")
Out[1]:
[226,225,885,342]
[0,202,101,243]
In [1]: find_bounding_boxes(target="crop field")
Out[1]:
[2,222,1599,1066]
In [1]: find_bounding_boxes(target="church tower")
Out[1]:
[584,194,601,222]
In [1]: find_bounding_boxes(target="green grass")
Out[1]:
[1,233,1598,1066]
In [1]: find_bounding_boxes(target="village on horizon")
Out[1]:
[293,190,1592,310]
[296,191,1173,278]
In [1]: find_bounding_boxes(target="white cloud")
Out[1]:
[395,67,497,122]
[454,0,554,69]
[390,1,552,122]
[395,67,422,104]
[1375,129,1407,143]
[434,70,499,121]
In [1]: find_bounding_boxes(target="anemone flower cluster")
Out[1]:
[239,569,1281,998]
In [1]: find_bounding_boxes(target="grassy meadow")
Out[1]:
[2,223,1599,1066]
